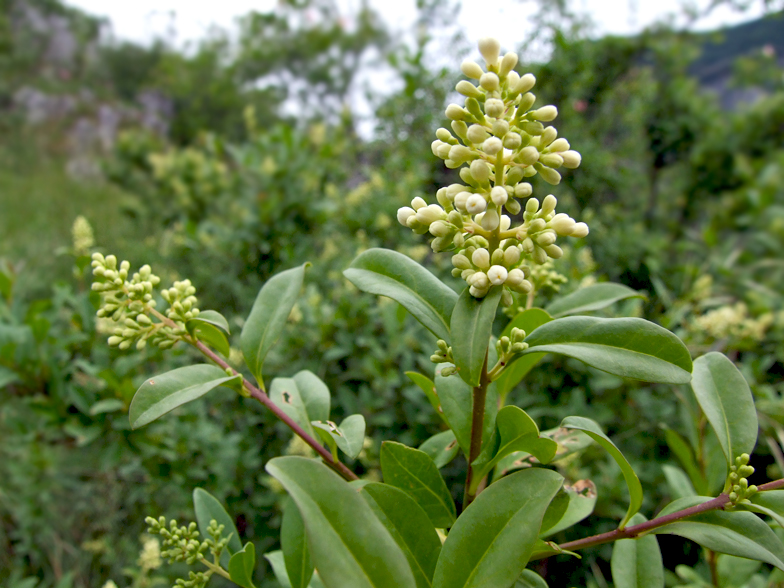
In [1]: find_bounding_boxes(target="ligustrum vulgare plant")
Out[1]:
[93,37,784,588]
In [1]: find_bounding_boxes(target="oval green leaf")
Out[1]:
[89,398,125,415]
[540,480,597,538]
[432,468,564,588]
[193,487,243,567]
[189,309,231,333]
[271,377,316,438]
[361,482,442,588]
[266,456,416,588]
[406,372,447,425]
[522,317,692,384]
[229,542,257,588]
[496,309,552,399]
[611,513,663,588]
[241,263,308,386]
[129,365,240,429]
[654,496,784,570]
[561,416,642,528]
[380,441,456,529]
[515,569,548,588]
[187,319,231,357]
[419,431,460,469]
[282,500,314,588]
[748,490,784,528]
[450,287,502,387]
[312,415,366,460]
[545,283,645,318]
[691,352,758,466]
[293,370,331,423]
[344,249,457,342]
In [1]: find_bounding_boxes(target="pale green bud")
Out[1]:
[549,138,570,152]
[416,204,447,225]
[514,182,532,198]
[537,231,557,246]
[525,198,540,214]
[447,210,464,228]
[436,188,452,209]
[561,150,582,169]
[514,74,536,95]
[485,99,504,118]
[137,339,147,350]
[540,126,558,148]
[499,52,519,77]
[480,72,500,92]
[532,246,548,265]
[470,160,491,183]
[506,197,522,215]
[481,208,500,231]
[487,265,508,285]
[570,222,589,238]
[451,120,469,139]
[478,37,501,66]
[436,142,452,159]
[518,146,539,165]
[467,124,489,144]
[500,214,511,231]
[491,186,508,206]
[431,140,445,157]
[549,213,575,235]
[451,268,462,278]
[446,104,466,120]
[492,119,510,137]
[472,248,491,270]
[461,268,475,280]
[506,269,528,289]
[468,271,489,289]
[504,246,521,266]
[436,128,454,142]
[542,194,558,215]
[540,153,563,168]
[429,220,453,238]
[520,121,544,136]
[452,254,472,270]
[454,233,466,248]
[461,59,484,79]
[411,197,427,210]
[537,166,561,185]
[491,248,505,265]
[466,98,485,120]
[446,184,467,199]
[469,285,489,298]
[454,191,471,212]
[459,167,477,186]
[483,137,503,155]
[505,70,520,92]
[444,159,460,169]
[531,106,558,122]
[457,80,483,98]
[528,218,546,232]
[449,144,474,163]
[503,132,522,149]
[518,92,536,113]
[105,255,117,269]
[466,194,487,214]
[108,336,123,346]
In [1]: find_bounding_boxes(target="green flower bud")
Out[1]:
[436,127,454,142]
[480,72,500,92]
[416,204,447,225]
[451,120,469,140]
[506,197,522,215]
[446,184,467,199]
[491,248,505,265]
[467,124,489,144]
[528,218,546,233]
[549,138,570,152]
[514,74,536,95]
[518,146,539,166]
[436,188,452,209]
[447,210,464,228]
[481,208,500,231]
[492,119,510,137]
[446,104,467,120]
[452,254,472,270]
[483,137,503,155]
[411,197,427,210]
[429,220,454,238]
[536,165,561,185]
[545,244,563,259]
[520,121,544,135]
[470,160,491,183]
[540,153,564,168]
[457,80,483,98]
[499,52,519,77]
[531,105,558,122]
[449,144,474,163]
[469,285,489,298]
[472,248,491,270]
[459,167,478,186]
[461,59,484,79]
[451,268,463,278]
[517,92,536,112]
[466,97,485,120]
[532,246,548,265]
[503,132,522,149]
[485,99,505,118]
[478,37,501,66]
[436,142,452,159]
[542,194,558,215]
[506,269,529,290]
[504,246,521,267]
[468,271,490,289]
[514,182,533,198]
[540,126,558,148]
[561,150,582,169]
[108,336,123,346]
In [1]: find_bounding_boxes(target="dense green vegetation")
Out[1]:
[1,0,783,587]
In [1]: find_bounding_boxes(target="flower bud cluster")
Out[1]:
[431,339,454,364]
[146,517,208,565]
[727,453,757,505]
[398,37,589,299]
[496,327,528,358]
[91,253,200,350]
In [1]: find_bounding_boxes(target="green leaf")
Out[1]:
[312,415,366,460]
[545,283,645,318]
[190,309,231,333]
[435,363,497,456]
[187,319,231,357]
[493,427,594,477]
[193,488,242,567]
[691,352,758,466]
[265,551,292,588]
[418,431,460,469]
[271,377,316,438]
[380,441,456,529]
[661,426,708,495]
[228,542,256,588]
[522,317,693,384]
[406,372,446,425]
[282,500,314,588]
[662,465,697,500]
[515,570,548,588]
[344,249,457,341]
[496,309,552,400]
[611,514,663,588]
[748,490,784,528]
[293,371,331,423]
[129,365,240,429]
[561,416,643,528]
[265,456,416,588]
[450,287,502,386]
[0,366,20,389]
[431,468,563,588]
[653,496,784,570]
[529,540,580,561]
[88,398,124,415]
[241,264,307,385]
[361,483,442,588]
[540,480,597,538]
[470,406,558,494]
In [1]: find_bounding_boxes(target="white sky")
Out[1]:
[65,0,769,49]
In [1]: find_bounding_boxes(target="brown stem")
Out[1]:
[191,339,358,482]
[707,549,719,588]
[463,352,490,509]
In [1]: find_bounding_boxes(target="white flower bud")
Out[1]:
[452,254,472,270]
[480,72,500,92]
[466,194,487,214]
[429,220,453,237]
[469,285,489,298]
[502,247,520,270]
[461,59,484,79]
[537,231,557,246]
[540,153,563,168]
[545,244,564,259]
[449,144,473,163]
[446,184,466,199]
[485,99,504,118]
[472,248,491,269]
[446,104,466,120]
[549,213,575,235]
[571,222,589,238]
[506,268,526,286]
[561,150,582,169]
[528,218,546,232]
[549,138,570,152]
[470,160,491,183]
[481,208,500,231]
[491,186,508,206]
[500,215,511,231]
[522,237,535,253]
[454,191,471,211]
[478,37,501,65]
[531,105,558,122]
[487,265,508,285]
[411,197,427,210]
[416,204,447,225]
[499,52,519,77]
[514,73,536,94]
[514,182,533,198]
[526,198,540,214]
[518,92,536,112]
[518,146,539,165]
[537,166,561,185]
[542,194,558,215]
[503,132,522,149]
[457,80,483,98]
[436,128,453,142]
[468,271,489,289]
[540,126,558,147]
[483,137,503,155]
[431,140,445,157]
[467,124,489,144]
[397,207,416,226]
[437,143,452,159]
[492,119,510,137]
